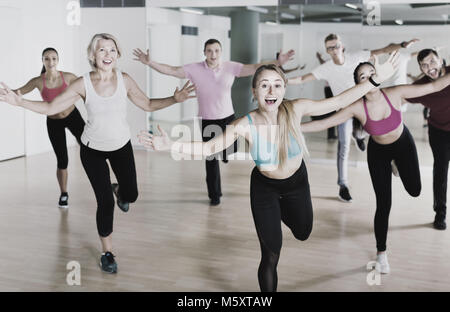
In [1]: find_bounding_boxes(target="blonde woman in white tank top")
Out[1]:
[0,33,195,274]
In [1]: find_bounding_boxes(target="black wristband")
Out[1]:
[369,76,380,87]
[401,41,407,48]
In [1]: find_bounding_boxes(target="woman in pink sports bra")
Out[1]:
[13,48,85,209]
[302,59,450,275]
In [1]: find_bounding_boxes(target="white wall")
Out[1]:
[79,7,147,145]
[0,4,25,161]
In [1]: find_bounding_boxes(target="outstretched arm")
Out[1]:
[133,48,186,79]
[370,38,419,56]
[138,117,248,157]
[302,103,358,133]
[123,73,196,112]
[288,73,317,85]
[13,77,39,95]
[0,78,84,115]
[295,52,400,116]
[238,49,295,77]
[393,72,450,100]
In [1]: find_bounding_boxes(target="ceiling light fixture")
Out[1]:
[246,6,269,14]
[345,3,358,10]
[179,8,204,15]
[281,13,296,20]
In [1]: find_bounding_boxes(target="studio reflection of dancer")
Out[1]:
[288,34,418,203]
[133,39,294,206]
[137,54,397,291]
[0,33,195,274]
[302,59,450,274]
[12,48,84,209]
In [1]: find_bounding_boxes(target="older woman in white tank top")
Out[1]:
[0,33,195,274]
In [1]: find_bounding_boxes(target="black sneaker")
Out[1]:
[100,251,117,273]
[339,186,353,203]
[355,138,366,152]
[58,192,69,209]
[112,183,129,213]
[222,159,229,164]
[433,213,447,230]
[210,197,221,206]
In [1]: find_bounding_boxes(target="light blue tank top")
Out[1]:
[247,114,302,167]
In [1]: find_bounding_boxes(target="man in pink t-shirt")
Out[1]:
[133,39,294,206]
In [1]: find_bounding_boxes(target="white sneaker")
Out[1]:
[391,160,399,177]
[375,252,390,274]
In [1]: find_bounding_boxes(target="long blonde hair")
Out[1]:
[252,65,309,169]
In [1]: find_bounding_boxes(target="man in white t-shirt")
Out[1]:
[381,50,419,112]
[289,34,418,202]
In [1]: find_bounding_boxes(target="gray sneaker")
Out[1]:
[100,251,117,274]
[112,183,129,212]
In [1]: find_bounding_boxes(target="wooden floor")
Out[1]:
[0,109,449,292]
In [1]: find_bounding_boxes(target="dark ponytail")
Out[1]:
[41,47,58,74]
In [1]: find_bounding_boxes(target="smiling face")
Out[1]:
[42,50,59,72]
[419,52,443,80]
[204,42,222,67]
[253,69,286,112]
[94,39,118,70]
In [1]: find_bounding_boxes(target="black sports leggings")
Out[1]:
[250,161,313,292]
[80,141,138,237]
[46,107,85,169]
[367,126,421,252]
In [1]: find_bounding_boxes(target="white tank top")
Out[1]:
[81,70,131,151]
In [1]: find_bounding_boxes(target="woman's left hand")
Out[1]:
[138,125,172,151]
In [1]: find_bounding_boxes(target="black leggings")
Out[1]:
[46,107,85,169]
[80,141,138,237]
[201,114,238,200]
[367,126,421,252]
[250,162,313,292]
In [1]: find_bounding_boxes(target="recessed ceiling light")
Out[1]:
[395,19,404,25]
[246,6,269,14]
[281,13,296,20]
[265,21,278,26]
[179,8,204,15]
[345,3,358,10]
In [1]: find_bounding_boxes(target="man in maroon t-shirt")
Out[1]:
[407,49,450,230]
